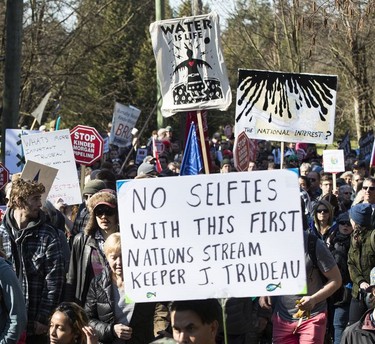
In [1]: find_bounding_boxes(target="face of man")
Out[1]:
[362,179,375,204]
[23,193,42,220]
[171,310,218,344]
[307,172,320,191]
[320,180,333,196]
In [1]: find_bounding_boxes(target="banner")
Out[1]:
[117,170,306,303]
[150,12,232,117]
[109,102,141,148]
[21,130,81,205]
[235,70,337,144]
[180,122,202,175]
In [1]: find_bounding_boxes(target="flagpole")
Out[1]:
[197,110,209,174]
[30,118,37,130]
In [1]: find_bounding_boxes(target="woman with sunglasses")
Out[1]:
[49,302,97,344]
[310,200,337,243]
[66,190,119,306]
[347,203,374,325]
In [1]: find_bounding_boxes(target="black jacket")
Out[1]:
[341,309,375,343]
[84,267,157,344]
[65,232,106,305]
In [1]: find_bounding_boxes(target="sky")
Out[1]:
[168,0,234,26]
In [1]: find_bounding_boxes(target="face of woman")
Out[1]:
[338,220,353,235]
[49,311,75,344]
[107,250,123,278]
[94,205,118,232]
[316,206,330,222]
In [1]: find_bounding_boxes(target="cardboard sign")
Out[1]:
[117,170,307,303]
[21,160,59,206]
[322,150,345,173]
[235,70,337,144]
[21,130,81,205]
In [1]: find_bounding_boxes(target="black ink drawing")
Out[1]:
[172,41,224,105]
[236,70,337,124]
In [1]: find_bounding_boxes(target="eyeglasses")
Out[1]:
[308,178,316,182]
[339,221,351,226]
[342,192,351,195]
[363,186,375,191]
[316,208,329,214]
[94,206,116,217]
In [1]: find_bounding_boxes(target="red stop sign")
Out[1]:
[70,125,104,165]
[0,163,9,190]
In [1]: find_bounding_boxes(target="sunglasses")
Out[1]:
[342,192,351,195]
[95,206,116,217]
[339,221,351,226]
[363,186,375,191]
[309,178,316,182]
[317,208,329,214]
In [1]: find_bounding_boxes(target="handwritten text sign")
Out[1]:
[21,130,81,205]
[117,170,307,303]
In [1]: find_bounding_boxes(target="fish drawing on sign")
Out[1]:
[236,70,337,124]
[172,41,224,104]
[266,282,282,292]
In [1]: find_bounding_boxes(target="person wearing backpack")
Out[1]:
[347,203,375,325]
[259,230,342,344]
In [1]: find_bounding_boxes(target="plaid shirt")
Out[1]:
[0,209,65,334]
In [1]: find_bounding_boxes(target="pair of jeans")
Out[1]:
[272,312,327,344]
[333,304,350,344]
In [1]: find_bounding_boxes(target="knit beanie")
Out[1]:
[82,180,106,195]
[349,203,373,227]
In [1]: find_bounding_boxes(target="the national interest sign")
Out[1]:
[70,125,104,165]
[117,169,307,303]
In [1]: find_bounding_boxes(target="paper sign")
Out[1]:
[110,103,141,147]
[235,70,337,144]
[21,160,59,205]
[21,130,81,205]
[117,170,307,303]
[322,150,345,173]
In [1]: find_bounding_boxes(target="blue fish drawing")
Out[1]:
[266,282,281,292]
[146,292,156,298]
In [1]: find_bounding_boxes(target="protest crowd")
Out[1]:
[0,120,374,344]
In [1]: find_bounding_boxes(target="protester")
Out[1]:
[220,159,232,173]
[66,190,119,306]
[259,230,342,344]
[85,233,162,343]
[0,178,65,344]
[0,256,27,343]
[49,302,98,344]
[170,299,222,344]
[328,212,353,344]
[347,203,375,325]
[309,200,337,242]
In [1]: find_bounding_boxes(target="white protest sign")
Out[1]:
[235,70,337,144]
[322,150,345,173]
[110,103,141,148]
[117,170,307,303]
[150,12,232,117]
[21,130,81,205]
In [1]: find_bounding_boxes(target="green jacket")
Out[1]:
[348,229,375,299]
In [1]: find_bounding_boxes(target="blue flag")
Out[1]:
[180,122,203,176]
